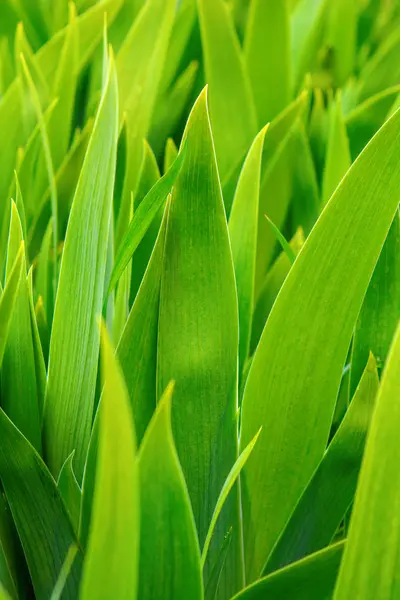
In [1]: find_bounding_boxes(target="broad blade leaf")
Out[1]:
[240,105,400,581]
[157,89,242,597]
[333,322,400,599]
[264,354,379,574]
[80,323,138,600]
[232,542,344,600]
[229,125,267,380]
[0,410,82,599]
[137,382,203,600]
[44,53,118,480]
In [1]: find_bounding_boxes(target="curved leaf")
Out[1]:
[240,105,400,581]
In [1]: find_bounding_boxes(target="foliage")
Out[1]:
[0,0,400,598]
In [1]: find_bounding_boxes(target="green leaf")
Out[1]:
[108,146,186,297]
[345,85,400,159]
[197,0,258,184]
[325,0,357,86]
[43,53,119,481]
[264,215,297,265]
[229,125,267,380]
[27,268,47,421]
[357,28,400,103]
[232,542,345,600]
[333,323,400,599]
[117,198,170,444]
[240,104,400,581]
[115,0,175,245]
[2,202,41,452]
[49,545,78,600]
[79,409,100,551]
[47,3,79,171]
[57,453,81,534]
[289,120,320,234]
[149,60,198,158]
[0,0,122,239]
[0,242,24,367]
[351,211,400,393]
[157,89,242,597]
[291,0,328,92]
[322,92,351,207]
[244,0,291,125]
[0,409,82,600]
[250,228,304,355]
[80,322,138,600]
[137,382,203,600]
[264,354,379,574]
[164,137,178,173]
[201,429,261,568]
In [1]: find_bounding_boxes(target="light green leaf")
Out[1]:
[44,53,118,481]
[164,137,178,173]
[2,202,41,452]
[115,0,175,245]
[108,146,186,297]
[229,125,267,379]
[202,429,261,568]
[232,542,344,600]
[80,323,138,600]
[325,0,357,86]
[358,28,400,103]
[197,0,257,184]
[27,268,46,420]
[291,0,328,92]
[0,0,122,239]
[264,354,379,574]
[157,89,242,597]
[0,242,24,367]
[57,453,81,535]
[240,104,400,581]
[49,545,78,600]
[244,0,291,125]
[333,322,400,599]
[0,408,82,600]
[264,215,297,265]
[322,92,351,207]
[351,211,400,393]
[117,198,170,443]
[47,3,79,171]
[137,382,203,600]
[251,229,304,355]
[127,139,160,306]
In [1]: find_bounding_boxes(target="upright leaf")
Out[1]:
[197,0,257,185]
[244,0,291,126]
[264,354,378,574]
[0,409,82,600]
[351,211,400,393]
[322,93,351,207]
[333,323,400,599]
[44,54,118,480]
[229,126,267,380]
[137,383,203,600]
[2,202,41,452]
[117,199,170,443]
[115,0,175,245]
[80,324,138,600]
[240,105,400,581]
[157,89,242,597]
